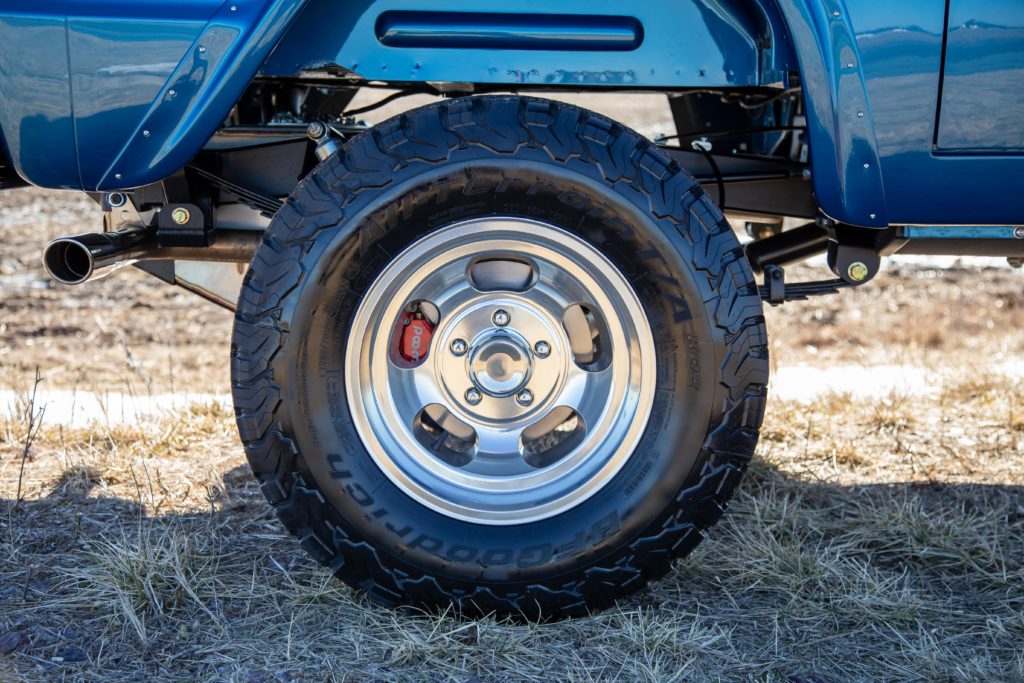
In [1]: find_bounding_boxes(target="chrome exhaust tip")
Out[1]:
[42,228,151,285]
[43,237,98,284]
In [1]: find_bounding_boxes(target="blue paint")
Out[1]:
[92,0,309,191]
[0,0,308,190]
[67,15,210,188]
[374,11,644,51]
[261,0,768,87]
[0,0,1020,227]
[0,1,81,189]
[902,226,1024,239]
[849,0,1024,225]
[937,1,1024,151]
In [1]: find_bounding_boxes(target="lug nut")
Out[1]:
[450,338,468,356]
[465,388,482,405]
[534,341,551,358]
[515,389,534,406]
[492,309,510,327]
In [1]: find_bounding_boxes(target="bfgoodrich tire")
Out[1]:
[231,95,769,618]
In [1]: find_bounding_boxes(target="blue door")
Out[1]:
[936,0,1024,151]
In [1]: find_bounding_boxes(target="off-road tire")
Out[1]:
[231,95,769,618]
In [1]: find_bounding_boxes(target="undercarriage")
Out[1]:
[40,81,1024,309]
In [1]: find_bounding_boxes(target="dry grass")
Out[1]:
[0,372,1022,682]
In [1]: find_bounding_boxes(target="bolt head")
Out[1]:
[307,121,327,140]
[465,388,482,405]
[847,262,869,282]
[515,389,534,406]
[450,338,468,356]
[1014,226,1024,240]
[534,341,551,358]
[171,207,191,225]
[492,309,510,327]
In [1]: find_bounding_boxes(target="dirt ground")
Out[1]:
[1,127,1023,680]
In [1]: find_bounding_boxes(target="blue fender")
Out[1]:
[92,0,307,191]
[261,0,797,87]
[0,0,308,191]
[771,0,888,226]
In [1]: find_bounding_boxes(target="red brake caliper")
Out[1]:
[398,304,435,365]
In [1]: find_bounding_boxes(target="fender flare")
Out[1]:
[96,0,308,191]
[770,0,888,226]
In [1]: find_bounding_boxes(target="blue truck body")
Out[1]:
[0,0,1021,226]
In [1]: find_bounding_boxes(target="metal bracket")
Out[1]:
[763,264,786,305]
[307,121,341,162]
[827,242,880,285]
[758,264,854,305]
[156,202,212,247]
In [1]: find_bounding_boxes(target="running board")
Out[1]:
[890,225,1024,257]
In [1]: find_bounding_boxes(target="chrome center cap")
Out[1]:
[470,336,531,396]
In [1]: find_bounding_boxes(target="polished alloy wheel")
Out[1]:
[346,218,656,524]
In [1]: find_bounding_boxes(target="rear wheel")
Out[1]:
[231,95,769,618]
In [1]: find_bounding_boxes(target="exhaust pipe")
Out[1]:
[43,228,152,284]
[43,227,260,285]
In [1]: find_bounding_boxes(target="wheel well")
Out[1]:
[199,78,814,224]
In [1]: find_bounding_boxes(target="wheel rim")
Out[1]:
[345,218,657,524]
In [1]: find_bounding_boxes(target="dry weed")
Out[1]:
[0,387,1019,681]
